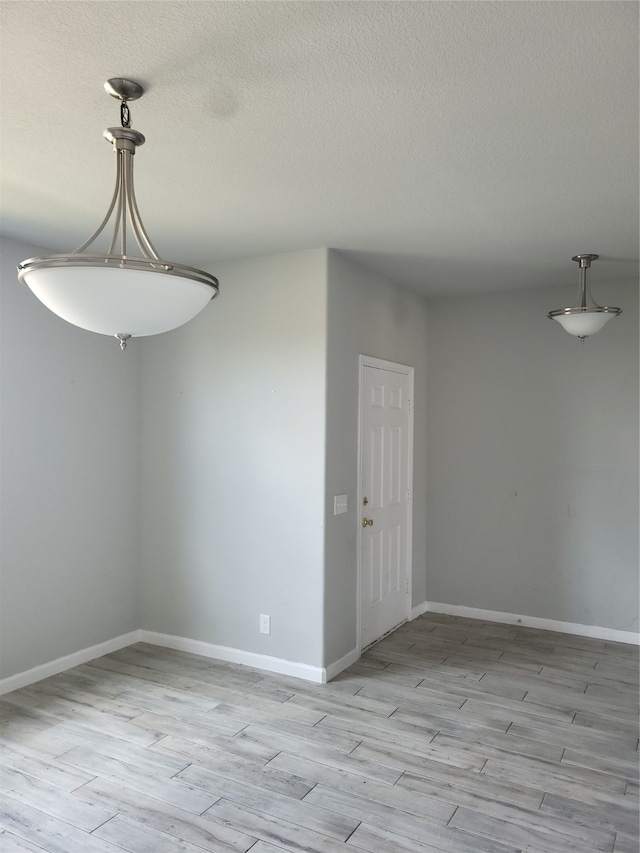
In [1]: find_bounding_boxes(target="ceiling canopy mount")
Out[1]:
[104,77,144,102]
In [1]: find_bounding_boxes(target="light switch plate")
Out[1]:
[334,494,348,515]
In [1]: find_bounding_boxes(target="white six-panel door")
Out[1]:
[359,358,413,650]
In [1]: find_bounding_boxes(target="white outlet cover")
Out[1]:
[334,494,348,515]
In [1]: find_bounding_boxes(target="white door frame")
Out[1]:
[357,355,414,652]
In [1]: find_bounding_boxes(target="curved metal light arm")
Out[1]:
[73,122,153,261]
[107,157,124,257]
[72,150,123,254]
[123,149,161,260]
[57,88,196,271]
[120,151,128,257]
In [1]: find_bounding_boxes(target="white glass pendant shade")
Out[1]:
[551,310,615,338]
[548,254,621,342]
[20,263,215,337]
[18,79,219,349]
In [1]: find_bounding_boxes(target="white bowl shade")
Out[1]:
[22,265,214,337]
[552,311,616,337]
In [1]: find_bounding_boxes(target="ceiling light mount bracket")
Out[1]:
[103,126,146,152]
[105,78,144,129]
[572,253,599,269]
[104,78,144,103]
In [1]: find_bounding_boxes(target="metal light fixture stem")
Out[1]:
[547,254,622,342]
[18,79,219,349]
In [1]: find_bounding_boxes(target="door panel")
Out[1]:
[359,362,412,649]
[389,523,401,593]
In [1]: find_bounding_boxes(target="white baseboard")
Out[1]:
[325,646,360,682]
[0,630,142,696]
[1,628,337,695]
[139,631,327,683]
[422,602,640,645]
[410,601,430,620]
[7,603,633,697]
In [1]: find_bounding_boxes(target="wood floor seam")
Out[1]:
[1,613,637,853]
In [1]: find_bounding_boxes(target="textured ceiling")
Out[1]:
[1,1,638,296]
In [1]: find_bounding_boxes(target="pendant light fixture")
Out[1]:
[548,254,621,343]
[18,79,219,350]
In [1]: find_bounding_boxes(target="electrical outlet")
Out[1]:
[259,614,271,635]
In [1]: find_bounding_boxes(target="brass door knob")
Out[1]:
[362,517,374,527]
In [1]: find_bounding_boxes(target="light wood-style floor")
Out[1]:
[1,613,638,853]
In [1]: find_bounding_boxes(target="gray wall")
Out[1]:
[2,239,637,684]
[426,282,639,632]
[139,250,328,666]
[0,236,140,678]
[324,251,430,664]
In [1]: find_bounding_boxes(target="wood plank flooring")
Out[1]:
[1,613,638,852]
